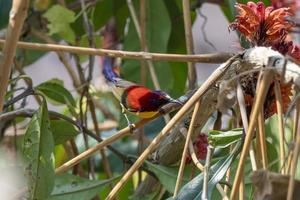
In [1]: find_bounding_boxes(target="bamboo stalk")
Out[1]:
[0,0,29,111]
[274,80,286,173]
[230,70,273,200]
[183,0,197,89]
[0,39,232,63]
[173,101,201,197]
[106,56,238,200]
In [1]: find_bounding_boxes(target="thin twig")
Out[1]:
[202,145,214,200]
[230,69,273,200]
[80,0,95,82]
[0,39,233,63]
[287,100,300,173]
[87,94,113,182]
[186,131,227,199]
[55,118,151,175]
[236,81,257,171]
[106,56,238,200]
[274,80,286,174]
[0,0,29,111]
[126,0,161,90]
[189,140,204,171]
[13,59,42,105]
[174,101,201,197]
[286,120,300,200]
[140,0,147,85]
[183,0,197,89]
[257,108,268,169]
[0,108,127,162]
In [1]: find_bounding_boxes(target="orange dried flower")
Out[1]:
[230,1,293,46]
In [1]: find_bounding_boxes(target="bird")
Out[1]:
[102,56,181,125]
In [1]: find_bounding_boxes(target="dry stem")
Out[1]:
[183,0,197,89]
[55,118,151,175]
[230,70,273,200]
[274,80,286,173]
[0,0,29,111]
[0,39,233,63]
[287,101,300,173]
[257,108,268,169]
[126,0,161,90]
[237,81,257,171]
[173,101,201,197]
[287,123,300,200]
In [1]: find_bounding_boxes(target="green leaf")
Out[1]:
[43,5,76,43]
[144,161,190,193]
[208,128,243,148]
[22,100,55,199]
[0,0,11,29]
[122,0,172,92]
[35,79,76,114]
[164,0,187,97]
[48,174,117,200]
[50,120,78,145]
[171,144,241,200]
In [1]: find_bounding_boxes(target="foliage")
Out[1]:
[0,0,300,199]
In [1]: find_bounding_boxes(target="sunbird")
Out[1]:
[102,57,180,122]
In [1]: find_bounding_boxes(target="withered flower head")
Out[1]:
[230,1,293,46]
[271,0,300,14]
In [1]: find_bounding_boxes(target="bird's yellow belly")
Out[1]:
[128,110,158,118]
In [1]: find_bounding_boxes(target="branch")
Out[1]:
[0,39,233,63]
[0,0,29,112]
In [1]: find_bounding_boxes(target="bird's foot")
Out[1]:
[128,122,136,133]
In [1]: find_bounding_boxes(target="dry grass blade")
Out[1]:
[106,56,238,200]
[173,101,201,197]
[230,70,273,200]
[274,80,286,173]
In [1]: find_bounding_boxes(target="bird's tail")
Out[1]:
[102,57,119,83]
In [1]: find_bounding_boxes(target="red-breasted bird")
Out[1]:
[102,57,180,120]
